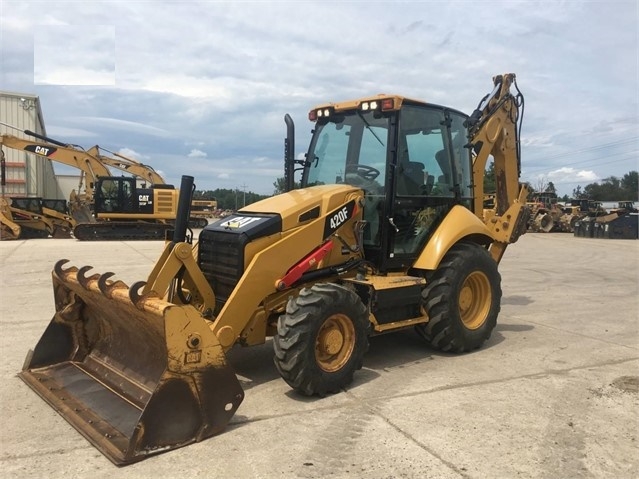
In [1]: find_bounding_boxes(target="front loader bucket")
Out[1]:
[19,260,244,466]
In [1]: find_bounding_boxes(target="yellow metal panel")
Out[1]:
[211,189,365,350]
[241,184,360,231]
[412,205,493,271]
[153,189,178,215]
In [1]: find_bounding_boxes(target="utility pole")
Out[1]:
[241,183,247,207]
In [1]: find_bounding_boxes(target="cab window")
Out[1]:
[398,106,453,197]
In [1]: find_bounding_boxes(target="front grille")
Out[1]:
[198,229,246,313]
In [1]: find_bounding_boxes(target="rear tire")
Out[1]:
[273,283,369,396]
[416,242,501,353]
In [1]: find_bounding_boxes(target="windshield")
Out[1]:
[304,110,389,194]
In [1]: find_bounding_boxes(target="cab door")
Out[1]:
[381,105,472,271]
[95,177,138,215]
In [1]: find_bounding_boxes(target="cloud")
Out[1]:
[521,135,555,148]
[546,167,599,184]
[61,116,171,138]
[34,25,115,86]
[117,147,145,160]
[188,149,207,158]
[45,125,98,139]
[1,1,637,199]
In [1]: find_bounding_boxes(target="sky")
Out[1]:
[1,0,637,197]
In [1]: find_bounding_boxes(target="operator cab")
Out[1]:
[301,96,472,272]
[94,176,160,216]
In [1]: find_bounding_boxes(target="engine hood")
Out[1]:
[238,184,362,232]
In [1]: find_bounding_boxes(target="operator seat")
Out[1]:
[396,161,425,196]
[434,149,453,195]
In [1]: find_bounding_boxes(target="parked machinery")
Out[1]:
[0,133,208,239]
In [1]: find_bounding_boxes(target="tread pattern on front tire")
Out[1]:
[273,283,369,396]
[416,242,501,353]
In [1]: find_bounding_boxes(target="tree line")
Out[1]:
[195,169,637,212]
[568,171,638,202]
[193,188,269,210]
[194,177,296,210]
[485,163,638,203]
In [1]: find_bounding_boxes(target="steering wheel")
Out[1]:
[346,164,380,181]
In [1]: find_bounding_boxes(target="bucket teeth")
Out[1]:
[54,259,77,279]
[129,280,160,309]
[77,265,101,290]
[97,272,129,298]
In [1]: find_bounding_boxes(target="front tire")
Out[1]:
[416,242,501,353]
[273,283,369,396]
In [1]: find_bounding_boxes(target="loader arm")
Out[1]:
[0,198,21,239]
[466,73,530,263]
[42,206,77,237]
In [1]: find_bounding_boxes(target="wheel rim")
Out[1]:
[458,271,491,330]
[315,313,355,372]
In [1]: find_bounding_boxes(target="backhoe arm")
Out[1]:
[466,73,530,262]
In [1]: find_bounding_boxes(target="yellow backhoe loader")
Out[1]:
[20,73,529,465]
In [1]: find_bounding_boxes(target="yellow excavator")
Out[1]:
[0,133,208,239]
[86,144,213,226]
[19,73,529,465]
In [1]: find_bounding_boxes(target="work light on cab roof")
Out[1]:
[308,95,398,121]
[360,97,395,111]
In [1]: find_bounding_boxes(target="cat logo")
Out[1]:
[138,194,150,206]
[221,216,261,230]
[25,145,57,157]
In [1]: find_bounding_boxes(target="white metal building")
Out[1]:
[0,91,65,199]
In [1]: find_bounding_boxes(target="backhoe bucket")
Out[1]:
[19,260,244,466]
